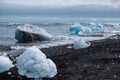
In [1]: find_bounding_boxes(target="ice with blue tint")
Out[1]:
[74,38,91,49]
[90,23,103,30]
[113,24,120,30]
[16,47,57,78]
[69,24,84,35]
[0,52,14,73]
[90,23,108,32]
[83,27,92,34]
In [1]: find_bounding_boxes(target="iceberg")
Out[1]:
[0,52,14,73]
[83,27,92,34]
[74,38,91,49]
[90,23,108,32]
[90,23,103,30]
[15,24,52,43]
[69,24,84,35]
[69,23,92,35]
[16,47,57,78]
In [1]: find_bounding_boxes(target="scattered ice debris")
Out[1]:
[113,75,117,78]
[74,38,91,49]
[96,65,100,68]
[0,53,14,73]
[109,35,119,39]
[84,64,89,67]
[67,46,72,49]
[112,62,115,64]
[16,47,57,78]
[8,72,12,75]
[106,67,110,70]
[15,24,52,42]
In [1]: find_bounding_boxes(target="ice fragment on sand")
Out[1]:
[17,47,57,78]
[74,38,91,49]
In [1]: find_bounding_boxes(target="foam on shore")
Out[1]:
[10,33,115,50]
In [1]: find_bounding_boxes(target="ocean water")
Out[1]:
[0,16,120,47]
[0,22,72,45]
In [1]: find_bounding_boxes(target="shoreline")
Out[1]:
[0,34,120,80]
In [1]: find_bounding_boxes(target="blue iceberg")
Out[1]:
[69,24,84,35]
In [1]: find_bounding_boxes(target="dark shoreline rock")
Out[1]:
[1,35,120,80]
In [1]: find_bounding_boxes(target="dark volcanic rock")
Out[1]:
[42,35,120,80]
[15,24,52,43]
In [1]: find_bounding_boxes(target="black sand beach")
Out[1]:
[1,35,120,80]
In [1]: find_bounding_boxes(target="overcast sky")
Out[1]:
[0,0,120,17]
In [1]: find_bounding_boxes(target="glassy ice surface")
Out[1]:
[0,52,14,73]
[17,47,57,78]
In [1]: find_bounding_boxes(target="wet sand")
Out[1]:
[1,35,120,80]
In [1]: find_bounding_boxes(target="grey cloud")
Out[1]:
[0,0,120,9]
[0,0,120,18]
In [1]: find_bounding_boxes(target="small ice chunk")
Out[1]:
[0,55,14,73]
[74,38,91,49]
[113,75,117,78]
[67,46,72,49]
[8,72,12,75]
[17,47,57,78]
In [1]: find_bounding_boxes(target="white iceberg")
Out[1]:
[74,38,91,49]
[0,53,14,73]
[16,47,57,78]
